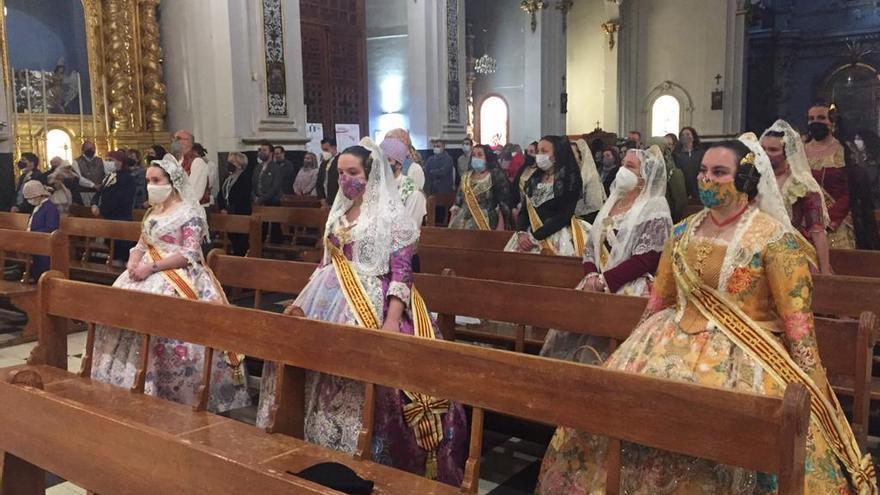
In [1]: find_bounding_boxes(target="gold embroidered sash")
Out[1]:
[326,240,447,479]
[520,175,587,256]
[461,172,490,231]
[143,243,245,385]
[570,217,587,258]
[672,220,877,493]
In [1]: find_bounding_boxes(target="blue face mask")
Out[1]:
[402,158,413,175]
[471,158,486,172]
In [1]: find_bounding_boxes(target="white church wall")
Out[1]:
[366,0,409,143]
[620,0,744,139]
[566,0,608,135]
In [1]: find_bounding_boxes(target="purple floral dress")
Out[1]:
[257,218,468,486]
[89,203,251,413]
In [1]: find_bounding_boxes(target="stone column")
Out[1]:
[523,4,567,140]
[723,0,748,133]
[407,0,467,148]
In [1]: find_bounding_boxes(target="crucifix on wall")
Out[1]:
[712,73,724,110]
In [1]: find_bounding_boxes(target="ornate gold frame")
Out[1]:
[0,0,168,173]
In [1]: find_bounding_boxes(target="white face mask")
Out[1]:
[147,184,174,205]
[27,198,43,207]
[535,153,554,171]
[855,138,865,151]
[613,166,639,193]
[432,147,442,155]
[104,161,116,174]
[321,151,332,162]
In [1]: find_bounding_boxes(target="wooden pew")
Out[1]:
[1,274,810,494]
[0,211,29,230]
[252,206,328,259]
[281,194,323,208]
[425,193,456,227]
[206,252,875,449]
[208,212,264,258]
[60,216,141,283]
[0,229,68,341]
[420,226,880,278]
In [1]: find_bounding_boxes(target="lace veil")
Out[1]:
[324,137,419,276]
[759,120,830,227]
[150,153,208,240]
[589,146,671,270]
[738,132,800,235]
[575,138,607,214]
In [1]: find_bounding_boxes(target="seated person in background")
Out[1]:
[505,135,588,256]
[541,146,671,363]
[761,119,832,274]
[448,144,512,231]
[23,180,60,282]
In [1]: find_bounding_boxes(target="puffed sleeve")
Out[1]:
[764,233,821,377]
[387,243,415,304]
[178,216,207,267]
[645,238,676,315]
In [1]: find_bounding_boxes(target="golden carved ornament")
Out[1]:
[140,0,167,133]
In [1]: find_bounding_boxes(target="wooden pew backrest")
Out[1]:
[206,213,263,257]
[0,212,29,230]
[31,275,810,491]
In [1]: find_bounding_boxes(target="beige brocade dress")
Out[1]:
[536,209,858,494]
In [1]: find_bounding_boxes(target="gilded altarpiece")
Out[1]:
[1,0,168,170]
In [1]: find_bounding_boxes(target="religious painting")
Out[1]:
[262,0,288,117]
[6,0,92,115]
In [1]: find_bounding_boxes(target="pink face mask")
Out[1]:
[339,174,367,199]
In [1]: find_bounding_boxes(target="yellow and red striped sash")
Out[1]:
[326,240,447,479]
[673,218,876,494]
[461,172,490,231]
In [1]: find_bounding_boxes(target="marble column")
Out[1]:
[407,0,467,148]
[160,0,308,156]
[522,4,567,141]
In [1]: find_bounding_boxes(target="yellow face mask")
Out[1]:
[697,178,745,209]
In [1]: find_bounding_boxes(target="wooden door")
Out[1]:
[299,0,367,136]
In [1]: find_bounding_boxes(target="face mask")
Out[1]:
[321,151,332,162]
[147,184,174,205]
[339,174,367,200]
[304,160,316,168]
[170,140,182,155]
[768,153,786,171]
[471,158,486,173]
[17,160,27,170]
[854,138,865,151]
[27,198,43,207]
[500,160,511,170]
[808,122,830,141]
[258,151,270,162]
[698,178,743,209]
[83,149,96,159]
[462,145,471,154]
[227,162,237,174]
[613,167,639,193]
[601,157,616,168]
[104,161,116,174]
[680,134,694,145]
[402,158,413,175]
[536,153,553,171]
[432,147,442,155]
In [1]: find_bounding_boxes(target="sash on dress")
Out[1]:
[672,218,877,494]
[325,240,448,479]
[143,241,245,385]
[461,172,490,231]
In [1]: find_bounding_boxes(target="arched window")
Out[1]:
[479,96,508,146]
[46,128,73,162]
[651,94,680,137]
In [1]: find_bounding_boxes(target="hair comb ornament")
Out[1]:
[740,152,755,166]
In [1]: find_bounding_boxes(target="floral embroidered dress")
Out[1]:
[256,215,468,485]
[449,169,513,230]
[537,207,861,494]
[90,203,251,413]
[779,176,827,239]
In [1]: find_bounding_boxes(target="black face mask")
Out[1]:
[808,122,830,141]
[227,162,237,173]
[83,149,96,158]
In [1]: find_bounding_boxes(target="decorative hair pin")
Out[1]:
[740,152,755,166]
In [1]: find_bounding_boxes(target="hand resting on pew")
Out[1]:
[283,304,305,317]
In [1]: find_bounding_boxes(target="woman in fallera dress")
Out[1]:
[506,135,589,257]
[256,138,467,485]
[89,154,250,413]
[448,143,513,231]
[536,134,876,494]
[540,146,671,363]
